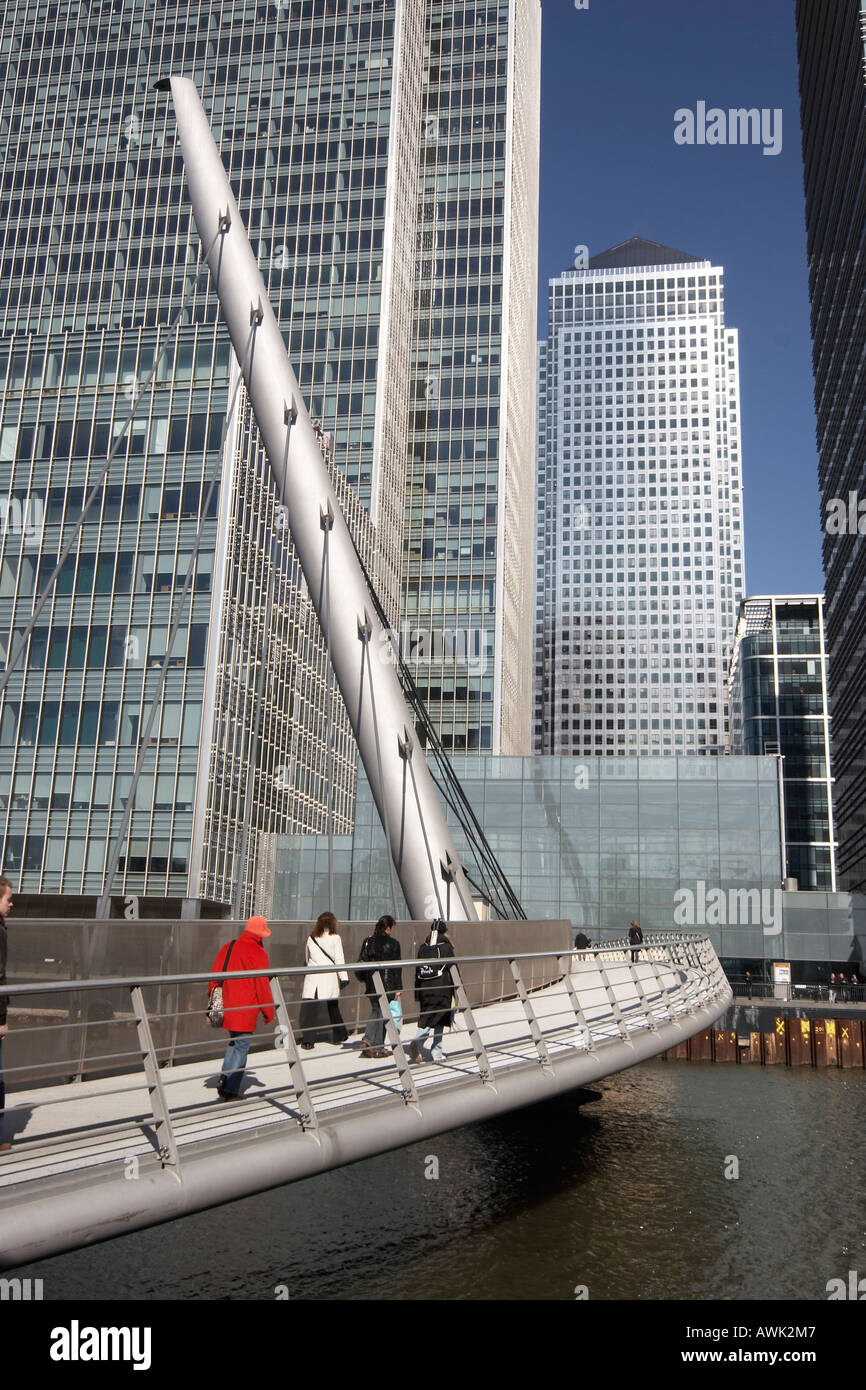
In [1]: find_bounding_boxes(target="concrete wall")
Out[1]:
[2,917,572,1087]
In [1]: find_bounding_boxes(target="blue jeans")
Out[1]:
[364,998,386,1049]
[415,1025,444,1055]
[220,1031,253,1096]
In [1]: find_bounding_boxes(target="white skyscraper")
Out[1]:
[534,237,746,757]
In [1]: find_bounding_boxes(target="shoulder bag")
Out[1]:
[207,940,236,1027]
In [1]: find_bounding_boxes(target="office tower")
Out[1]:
[403,0,540,754]
[0,0,539,915]
[728,595,836,890]
[534,237,746,757]
[796,0,866,891]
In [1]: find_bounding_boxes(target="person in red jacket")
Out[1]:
[208,916,275,1101]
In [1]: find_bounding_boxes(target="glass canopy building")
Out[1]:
[0,0,540,916]
[796,0,866,892]
[728,595,836,891]
[534,237,746,759]
[273,753,802,959]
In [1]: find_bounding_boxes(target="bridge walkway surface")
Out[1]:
[0,940,730,1266]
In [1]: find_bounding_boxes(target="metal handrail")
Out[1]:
[0,933,729,1207]
[0,934,716,1000]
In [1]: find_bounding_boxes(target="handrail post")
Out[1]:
[558,954,595,1051]
[449,964,495,1086]
[593,955,633,1044]
[629,954,658,1033]
[130,985,180,1174]
[647,953,680,1024]
[371,969,419,1109]
[510,958,553,1072]
[270,976,319,1134]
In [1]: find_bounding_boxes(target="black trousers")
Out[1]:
[299,997,348,1045]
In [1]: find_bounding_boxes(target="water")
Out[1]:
[16,1063,866,1301]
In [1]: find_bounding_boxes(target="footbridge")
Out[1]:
[0,928,730,1266]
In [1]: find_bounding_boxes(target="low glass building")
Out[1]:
[274,752,866,969]
[274,753,789,952]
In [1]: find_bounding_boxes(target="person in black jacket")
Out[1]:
[409,920,455,1064]
[0,875,13,1152]
[356,915,402,1058]
[628,920,643,963]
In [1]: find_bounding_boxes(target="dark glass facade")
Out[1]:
[729,596,836,891]
[796,0,866,891]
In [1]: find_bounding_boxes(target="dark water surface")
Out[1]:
[17,1063,866,1301]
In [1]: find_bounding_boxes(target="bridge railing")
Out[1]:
[0,935,732,1270]
[0,916,571,1084]
[0,935,728,1123]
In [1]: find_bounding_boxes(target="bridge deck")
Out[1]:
[0,949,731,1265]
[1,959,705,1194]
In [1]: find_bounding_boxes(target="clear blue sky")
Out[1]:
[538,0,823,596]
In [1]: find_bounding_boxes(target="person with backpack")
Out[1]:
[299,911,349,1048]
[208,916,275,1100]
[356,915,402,1059]
[628,919,643,963]
[409,920,455,1065]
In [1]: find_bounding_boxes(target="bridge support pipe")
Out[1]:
[157,76,476,923]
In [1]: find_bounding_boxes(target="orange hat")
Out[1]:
[246,915,271,938]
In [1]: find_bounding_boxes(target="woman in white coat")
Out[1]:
[299,912,349,1048]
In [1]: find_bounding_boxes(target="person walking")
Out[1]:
[829,971,836,1003]
[838,972,847,1004]
[409,920,455,1065]
[744,969,752,998]
[299,911,349,1048]
[0,876,13,1152]
[356,915,402,1059]
[628,919,643,963]
[208,915,275,1100]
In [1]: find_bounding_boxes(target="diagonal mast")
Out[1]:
[158,76,477,922]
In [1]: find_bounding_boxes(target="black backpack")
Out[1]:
[417,941,449,982]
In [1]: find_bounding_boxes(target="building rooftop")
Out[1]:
[585,236,706,270]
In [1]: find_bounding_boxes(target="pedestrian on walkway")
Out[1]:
[409,920,455,1065]
[299,911,349,1048]
[628,919,643,963]
[208,916,275,1100]
[838,972,847,1004]
[0,875,13,1152]
[744,970,752,998]
[829,971,836,1003]
[356,915,402,1058]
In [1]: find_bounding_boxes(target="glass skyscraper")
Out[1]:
[0,0,539,916]
[796,0,866,892]
[534,237,746,758]
[402,0,540,755]
[728,595,836,891]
